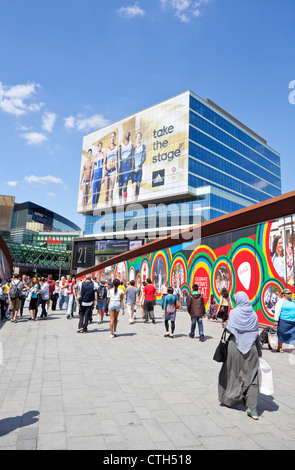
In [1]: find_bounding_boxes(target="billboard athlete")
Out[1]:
[92,141,105,209]
[80,149,94,211]
[132,131,146,201]
[104,132,118,207]
[118,129,134,204]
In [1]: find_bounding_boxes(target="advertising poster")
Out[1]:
[77,93,189,213]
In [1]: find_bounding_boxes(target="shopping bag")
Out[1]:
[213,329,229,363]
[268,330,278,350]
[258,358,274,396]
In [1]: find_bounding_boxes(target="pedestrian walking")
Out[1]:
[160,281,168,310]
[95,279,108,323]
[77,274,95,333]
[65,275,75,319]
[125,280,138,324]
[143,278,157,324]
[9,273,24,323]
[47,274,55,311]
[217,287,232,327]
[139,281,146,318]
[107,278,124,338]
[0,280,5,321]
[207,294,218,321]
[218,291,262,420]
[29,277,40,321]
[40,278,50,318]
[59,276,66,310]
[163,286,178,338]
[274,288,295,353]
[187,283,206,341]
[20,275,31,317]
[51,281,60,311]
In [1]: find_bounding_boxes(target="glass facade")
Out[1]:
[83,91,281,239]
[10,202,81,244]
[189,93,281,205]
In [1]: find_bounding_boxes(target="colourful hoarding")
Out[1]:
[87,215,295,327]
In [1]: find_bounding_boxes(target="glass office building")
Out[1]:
[78,90,281,241]
[10,201,81,244]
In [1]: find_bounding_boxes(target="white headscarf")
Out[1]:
[227,291,259,354]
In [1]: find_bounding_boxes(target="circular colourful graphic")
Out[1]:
[189,257,214,309]
[140,259,150,283]
[129,266,135,282]
[170,254,187,289]
[212,257,235,301]
[115,261,128,284]
[260,279,284,323]
[229,239,265,305]
[151,251,169,293]
[135,273,142,291]
[180,283,191,308]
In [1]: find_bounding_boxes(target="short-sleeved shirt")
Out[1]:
[125,286,138,305]
[143,284,156,301]
[107,287,124,302]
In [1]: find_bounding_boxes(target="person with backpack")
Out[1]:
[95,279,108,323]
[77,274,95,333]
[187,283,206,341]
[9,273,24,323]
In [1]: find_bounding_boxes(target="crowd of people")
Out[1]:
[1,270,295,422]
[0,272,224,339]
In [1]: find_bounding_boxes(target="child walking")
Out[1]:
[163,287,177,338]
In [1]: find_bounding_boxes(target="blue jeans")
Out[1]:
[59,293,64,309]
[41,299,48,317]
[66,294,74,317]
[189,317,204,339]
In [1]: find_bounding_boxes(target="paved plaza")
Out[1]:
[0,302,295,451]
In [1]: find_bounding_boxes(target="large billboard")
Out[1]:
[77,93,189,213]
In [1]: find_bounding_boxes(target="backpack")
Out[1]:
[97,285,107,300]
[10,281,21,300]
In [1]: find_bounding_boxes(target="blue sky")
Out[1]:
[1,0,294,229]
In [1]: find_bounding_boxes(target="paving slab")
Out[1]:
[0,304,295,451]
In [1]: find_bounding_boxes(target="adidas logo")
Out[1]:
[152,170,165,187]
[154,174,163,183]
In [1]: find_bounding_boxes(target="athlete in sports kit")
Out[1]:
[104,132,118,206]
[132,131,146,201]
[118,130,134,204]
[80,149,94,211]
[92,141,105,209]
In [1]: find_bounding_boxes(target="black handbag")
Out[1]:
[213,329,230,362]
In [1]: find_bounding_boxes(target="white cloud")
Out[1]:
[6,181,18,187]
[24,175,63,185]
[117,3,146,18]
[46,192,56,197]
[0,82,44,116]
[64,114,110,132]
[42,111,57,133]
[160,0,210,22]
[64,116,76,129]
[21,132,48,145]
